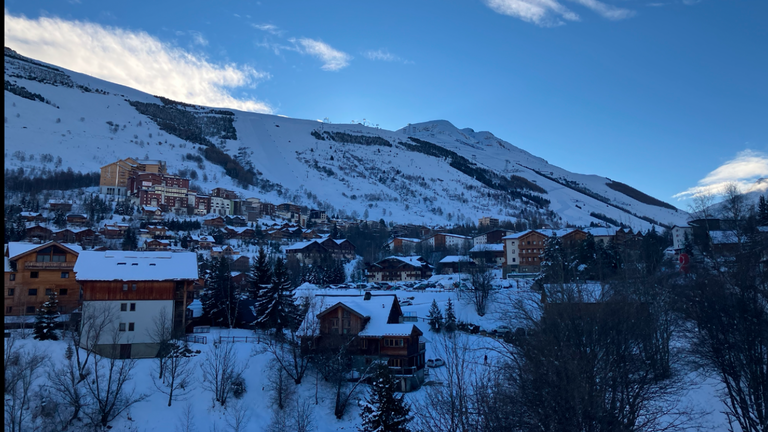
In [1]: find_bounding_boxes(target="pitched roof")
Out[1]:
[439,255,473,263]
[469,244,504,252]
[74,251,198,281]
[315,295,420,337]
[7,241,82,261]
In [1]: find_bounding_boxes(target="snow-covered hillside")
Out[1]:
[4,47,689,230]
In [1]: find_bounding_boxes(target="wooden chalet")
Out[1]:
[319,238,356,261]
[438,256,476,274]
[230,255,250,273]
[48,200,73,213]
[20,212,45,223]
[469,243,505,267]
[301,294,427,392]
[366,256,433,282]
[26,225,53,242]
[210,245,238,258]
[146,225,168,238]
[140,206,164,222]
[144,239,171,251]
[51,228,77,243]
[203,216,226,228]
[66,214,89,227]
[74,251,197,359]
[4,241,82,316]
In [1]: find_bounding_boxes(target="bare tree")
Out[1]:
[75,302,118,381]
[46,345,88,427]
[293,397,316,432]
[200,341,244,407]
[467,264,495,316]
[82,322,148,428]
[175,402,197,432]
[152,342,197,406]
[267,360,296,411]
[147,307,175,380]
[312,334,375,419]
[224,400,251,432]
[4,346,48,432]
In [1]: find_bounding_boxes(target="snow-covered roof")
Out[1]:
[379,256,428,268]
[469,244,504,252]
[190,235,213,242]
[439,255,473,263]
[390,237,421,243]
[316,295,419,337]
[502,230,543,240]
[74,251,198,281]
[584,227,619,237]
[141,206,160,212]
[20,211,42,217]
[7,241,83,260]
[285,240,319,251]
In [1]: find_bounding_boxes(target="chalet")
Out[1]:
[225,226,255,240]
[4,241,82,316]
[225,215,248,227]
[139,206,164,222]
[66,214,89,227]
[203,216,226,228]
[309,209,327,224]
[210,245,238,258]
[319,238,357,261]
[74,228,98,246]
[188,235,214,250]
[302,229,322,240]
[386,238,421,255]
[286,241,331,264]
[503,230,548,275]
[469,243,505,267]
[438,256,476,274]
[300,294,427,392]
[74,251,197,359]
[144,239,171,251]
[101,225,124,240]
[48,200,73,213]
[26,225,53,242]
[584,227,618,245]
[51,228,77,244]
[139,229,152,239]
[20,212,45,223]
[366,256,433,282]
[478,217,500,229]
[146,225,168,238]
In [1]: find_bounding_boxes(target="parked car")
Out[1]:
[493,325,512,335]
[399,299,413,306]
[427,358,445,368]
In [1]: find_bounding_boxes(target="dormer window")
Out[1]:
[117,262,126,266]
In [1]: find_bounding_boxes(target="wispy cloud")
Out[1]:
[673,150,768,199]
[363,49,411,64]
[294,38,351,71]
[484,0,633,26]
[4,12,272,113]
[175,30,208,46]
[251,23,283,36]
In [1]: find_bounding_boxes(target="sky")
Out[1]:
[4,0,767,210]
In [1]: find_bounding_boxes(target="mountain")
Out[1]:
[4,47,689,230]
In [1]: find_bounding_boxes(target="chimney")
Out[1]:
[364,292,372,301]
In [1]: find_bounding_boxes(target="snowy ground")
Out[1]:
[7,286,729,431]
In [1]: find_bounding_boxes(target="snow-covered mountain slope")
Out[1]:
[4,47,689,230]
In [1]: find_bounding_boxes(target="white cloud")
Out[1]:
[674,150,768,199]
[295,38,351,71]
[567,0,635,20]
[4,12,272,113]
[363,49,410,64]
[251,23,283,36]
[484,0,633,26]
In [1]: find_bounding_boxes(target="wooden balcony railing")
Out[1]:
[24,262,75,270]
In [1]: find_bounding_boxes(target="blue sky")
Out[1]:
[4,1,767,210]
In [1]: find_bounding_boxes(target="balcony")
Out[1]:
[24,262,75,270]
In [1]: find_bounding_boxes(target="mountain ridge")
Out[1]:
[4,46,688,230]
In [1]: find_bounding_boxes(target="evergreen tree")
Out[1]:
[444,298,457,333]
[330,222,338,239]
[33,293,60,341]
[53,209,67,229]
[539,234,568,284]
[759,195,768,226]
[248,247,272,299]
[358,363,412,432]
[426,300,443,333]
[121,226,138,251]
[254,257,300,334]
[201,255,238,327]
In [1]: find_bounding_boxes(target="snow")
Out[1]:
[469,243,504,252]
[73,250,198,281]
[7,241,83,260]
[438,255,473,263]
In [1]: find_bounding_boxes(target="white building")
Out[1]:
[671,225,693,252]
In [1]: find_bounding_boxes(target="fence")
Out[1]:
[193,326,211,334]
[185,335,207,344]
[217,335,260,343]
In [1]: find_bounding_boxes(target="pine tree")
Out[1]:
[427,300,443,333]
[358,363,412,432]
[759,195,768,226]
[248,247,272,299]
[33,293,60,341]
[539,234,567,284]
[444,298,457,332]
[201,255,238,327]
[121,226,138,251]
[254,258,299,334]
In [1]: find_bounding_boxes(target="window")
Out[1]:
[52,255,66,262]
[59,289,68,296]
[5,306,12,313]
[132,284,137,291]
[61,272,69,279]
[36,254,51,262]
[7,288,15,296]
[121,303,128,312]
[384,339,404,347]
[130,303,136,312]
[123,284,128,291]
[9,274,15,281]
[28,289,38,296]
[362,339,368,349]
[26,306,35,314]
[30,272,39,279]
[128,323,135,332]
[512,258,516,263]
[119,323,126,332]
[45,289,54,296]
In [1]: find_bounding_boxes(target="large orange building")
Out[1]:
[99,158,167,196]
[4,241,82,316]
